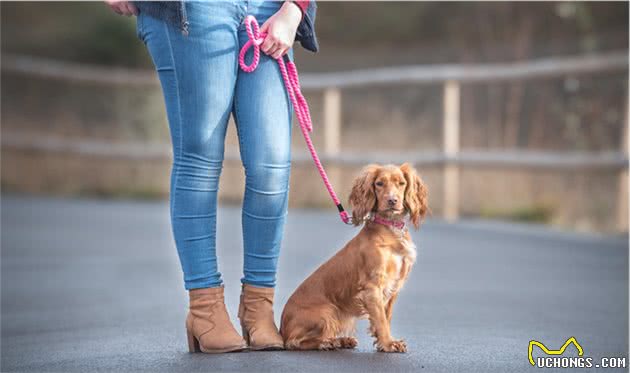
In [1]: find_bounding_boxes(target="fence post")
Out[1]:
[617,93,629,232]
[323,88,342,200]
[323,88,341,156]
[443,80,460,222]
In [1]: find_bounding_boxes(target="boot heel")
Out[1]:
[187,330,201,353]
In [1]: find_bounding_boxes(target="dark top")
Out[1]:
[133,0,319,52]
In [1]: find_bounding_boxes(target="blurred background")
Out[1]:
[1,1,628,233]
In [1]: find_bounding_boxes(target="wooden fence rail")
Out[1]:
[3,132,626,169]
[2,51,628,229]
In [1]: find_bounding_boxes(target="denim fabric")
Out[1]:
[137,0,292,290]
[133,0,319,52]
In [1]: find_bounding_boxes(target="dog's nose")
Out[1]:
[387,197,398,207]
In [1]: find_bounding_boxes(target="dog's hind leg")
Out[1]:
[335,336,358,349]
[284,314,339,350]
[285,333,339,350]
[285,336,337,350]
[284,337,321,350]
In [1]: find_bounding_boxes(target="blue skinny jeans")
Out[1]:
[136,1,292,290]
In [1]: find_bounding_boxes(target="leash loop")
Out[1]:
[239,16,351,225]
[239,16,264,73]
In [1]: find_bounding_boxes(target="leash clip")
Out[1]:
[337,207,354,225]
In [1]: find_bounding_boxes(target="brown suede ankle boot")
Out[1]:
[186,286,247,353]
[238,284,284,350]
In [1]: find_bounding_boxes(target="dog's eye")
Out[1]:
[375,181,384,187]
[399,182,406,186]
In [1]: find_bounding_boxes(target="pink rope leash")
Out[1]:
[239,15,351,225]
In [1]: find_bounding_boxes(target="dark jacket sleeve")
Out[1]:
[293,0,309,16]
[295,0,318,52]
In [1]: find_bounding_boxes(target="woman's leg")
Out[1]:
[232,1,292,350]
[233,2,293,288]
[137,3,240,290]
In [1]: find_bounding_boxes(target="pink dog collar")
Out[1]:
[371,215,406,230]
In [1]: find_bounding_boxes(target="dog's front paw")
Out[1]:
[376,339,407,353]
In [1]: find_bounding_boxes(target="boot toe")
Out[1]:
[248,332,285,350]
[200,337,248,353]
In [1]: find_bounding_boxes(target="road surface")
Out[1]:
[1,195,628,372]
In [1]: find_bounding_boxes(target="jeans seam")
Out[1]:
[232,84,247,166]
[164,23,184,222]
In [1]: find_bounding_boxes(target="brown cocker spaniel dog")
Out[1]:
[280,163,429,352]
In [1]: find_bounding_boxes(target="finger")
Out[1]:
[127,2,139,15]
[265,45,278,58]
[270,44,284,58]
[271,47,286,60]
[120,3,134,16]
[261,37,276,54]
[269,47,281,59]
[111,4,123,15]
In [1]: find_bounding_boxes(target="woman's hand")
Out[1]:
[259,1,302,59]
[104,0,138,16]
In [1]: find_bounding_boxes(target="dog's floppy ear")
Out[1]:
[348,164,379,225]
[400,163,429,229]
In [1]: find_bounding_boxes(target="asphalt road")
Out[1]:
[1,195,628,372]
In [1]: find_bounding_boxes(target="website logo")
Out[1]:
[529,337,583,366]
[528,337,627,369]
